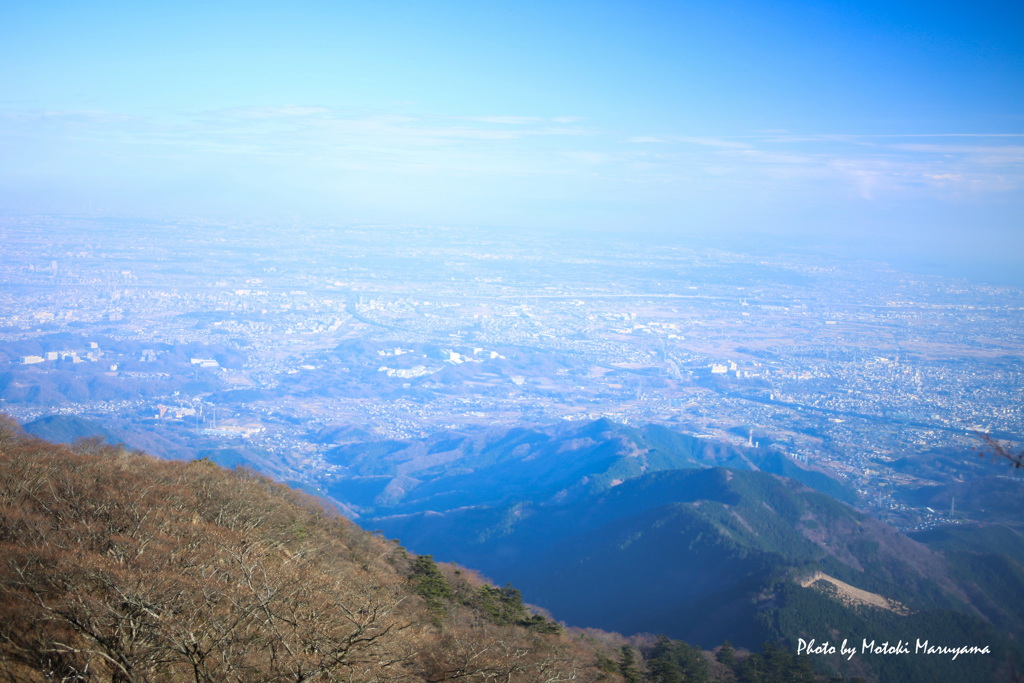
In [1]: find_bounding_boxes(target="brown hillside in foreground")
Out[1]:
[0,417,614,682]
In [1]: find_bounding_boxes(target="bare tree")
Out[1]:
[974,431,1024,469]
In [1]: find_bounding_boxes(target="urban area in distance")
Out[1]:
[2,216,1021,533]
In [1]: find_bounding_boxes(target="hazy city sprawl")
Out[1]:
[3,216,1020,532]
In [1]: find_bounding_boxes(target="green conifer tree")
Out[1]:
[409,554,452,615]
[618,645,643,683]
[716,640,737,668]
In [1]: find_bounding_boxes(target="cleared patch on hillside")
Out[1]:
[799,571,913,616]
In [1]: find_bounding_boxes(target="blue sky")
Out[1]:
[1,1,1021,274]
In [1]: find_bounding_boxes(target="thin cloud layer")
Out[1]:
[4,106,1019,197]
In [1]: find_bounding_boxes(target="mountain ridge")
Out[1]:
[6,413,1022,681]
[0,416,622,682]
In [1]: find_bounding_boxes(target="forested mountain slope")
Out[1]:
[4,412,1021,682]
[372,463,1023,682]
[321,418,854,519]
[0,417,613,682]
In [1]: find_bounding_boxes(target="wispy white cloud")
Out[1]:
[673,136,752,150]
[211,105,333,119]
[563,151,610,164]
[0,107,598,179]
[1,109,143,125]
[464,115,545,125]
[614,131,1024,200]
[890,143,1024,159]
[2,104,1021,212]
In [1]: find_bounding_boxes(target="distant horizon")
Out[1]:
[2,1,1021,282]
[4,209,1022,289]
